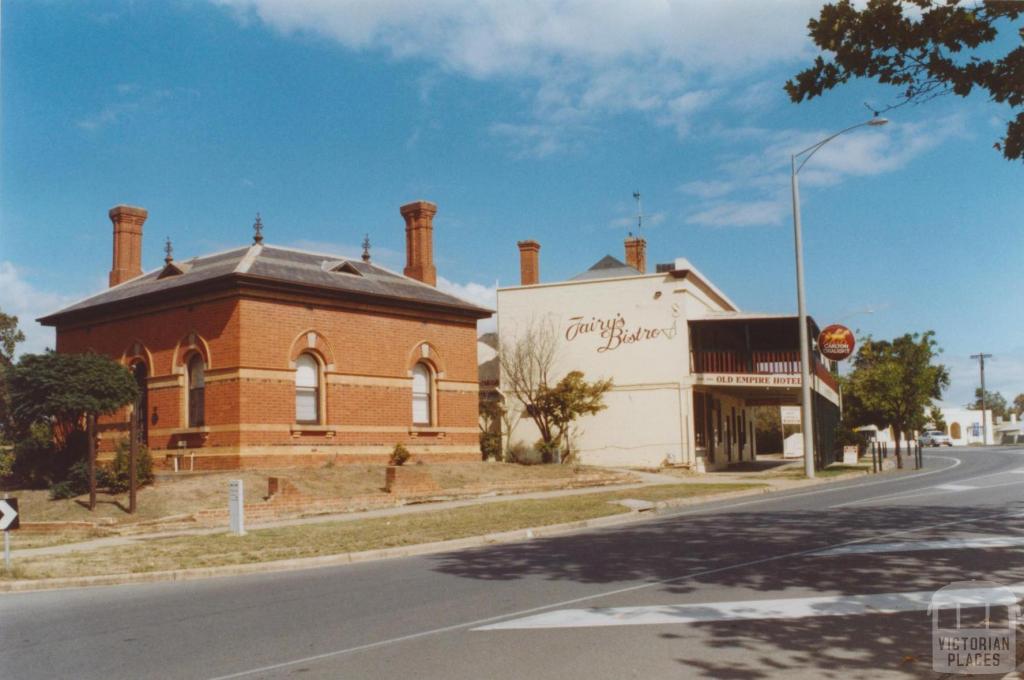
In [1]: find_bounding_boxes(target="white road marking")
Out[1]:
[936,483,976,491]
[207,454,984,679]
[815,534,1024,556]
[475,588,1024,631]
[830,459,1022,508]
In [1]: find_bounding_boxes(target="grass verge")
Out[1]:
[3,483,763,581]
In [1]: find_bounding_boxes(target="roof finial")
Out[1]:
[361,233,371,262]
[253,212,264,245]
[164,237,174,265]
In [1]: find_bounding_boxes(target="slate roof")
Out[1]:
[39,244,492,324]
[569,255,641,281]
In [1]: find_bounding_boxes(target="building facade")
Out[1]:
[40,202,491,470]
[497,237,841,470]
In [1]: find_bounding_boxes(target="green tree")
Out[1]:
[0,309,26,443]
[842,331,950,467]
[6,352,139,450]
[1013,393,1024,418]
[534,370,613,463]
[967,388,1008,420]
[927,405,947,432]
[786,0,1024,161]
[0,310,25,364]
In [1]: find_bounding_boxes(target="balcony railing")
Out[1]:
[691,350,801,375]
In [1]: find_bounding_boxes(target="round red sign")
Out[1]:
[817,324,856,361]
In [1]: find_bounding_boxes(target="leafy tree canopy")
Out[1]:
[927,404,948,431]
[6,352,139,448]
[0,309,26,442]
[535,370,613,462]
[967,388,1008,419]
[786,0,1024,161]
[841,331,949,464]
[0,310,25,365]
[1014,393,1024,417]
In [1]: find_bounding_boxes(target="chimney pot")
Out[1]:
[517,240,540,285]
[400,200,438,286]
[108,204,148,287]
[624,235,647,274]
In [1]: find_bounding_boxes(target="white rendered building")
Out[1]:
[497,237,841,470]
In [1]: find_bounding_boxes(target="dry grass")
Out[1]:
[3,483,763,580]
[7,463,630,527]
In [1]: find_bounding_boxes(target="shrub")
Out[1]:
[12,423,83,489]
[0,447,13,480]
[504,442,533,465]
[535,439,562,464]
[389,443,411,466]
[480,432,501,461]
[108,438,154,493]
[48,480,79,500]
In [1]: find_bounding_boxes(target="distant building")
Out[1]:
[39,202,491,470]
[994,413,1024,445]
[935,407,994,446]
[497,236,841,470]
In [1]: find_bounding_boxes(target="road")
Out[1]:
[3,446,1024,679]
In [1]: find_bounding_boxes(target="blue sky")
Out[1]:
[1,1,1021,407]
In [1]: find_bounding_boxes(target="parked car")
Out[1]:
[919,430,953,447]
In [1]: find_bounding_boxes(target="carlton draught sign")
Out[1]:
[818,324,855,361]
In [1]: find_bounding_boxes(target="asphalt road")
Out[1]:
[3,446,1024,679]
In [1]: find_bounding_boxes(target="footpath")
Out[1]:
[1,462,882,592]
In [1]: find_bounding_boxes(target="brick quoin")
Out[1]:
[41,202,491,470]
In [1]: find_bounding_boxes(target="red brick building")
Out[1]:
[39,201,491,470]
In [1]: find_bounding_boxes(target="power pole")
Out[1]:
[970,353,993,445]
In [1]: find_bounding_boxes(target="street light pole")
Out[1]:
[790,156,815,479]
[790,117,888,479]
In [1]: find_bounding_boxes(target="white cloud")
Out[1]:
[212,0,822,155]
[683,115,968,228]
[686,199,788,228]
[76,86,200,132]
[678,179,736,199]
[437,276,498,333]
[0,262,77,357]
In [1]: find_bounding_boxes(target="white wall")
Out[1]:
[939,407,994,445]
[498,271,729,467]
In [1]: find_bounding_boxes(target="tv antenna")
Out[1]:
[632,190,643,236]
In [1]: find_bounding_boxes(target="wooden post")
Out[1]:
[87,414,96,511]
[129,406,138,514]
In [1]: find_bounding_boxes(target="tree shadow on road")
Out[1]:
[431,501,1024,678]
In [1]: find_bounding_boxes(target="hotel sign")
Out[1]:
[694,373,802,387]
[818,324,856,361]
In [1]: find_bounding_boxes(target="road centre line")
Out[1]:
[662,453,963,519]
[815,534,1024,556]
[833,476,1024,508]
[208,493,1022,680]
[475,585,1024,631]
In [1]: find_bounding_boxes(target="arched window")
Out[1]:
[187,354,205,428]
[950,422,962,440]
[412,362,432,425]
[295,353,320,423]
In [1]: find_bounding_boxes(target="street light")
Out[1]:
[790,117,888,479]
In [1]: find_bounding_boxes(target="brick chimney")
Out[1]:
[400,200,438,286]
[624,235,647,274]
[517,240,540,285]
[108,205,148,287]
